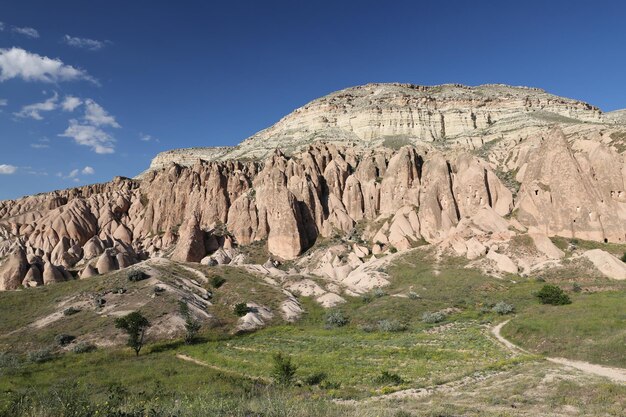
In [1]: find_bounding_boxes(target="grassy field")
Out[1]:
[502,289,626,367]
[1,247,625,416]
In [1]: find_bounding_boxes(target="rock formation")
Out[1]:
[1,82,625,290]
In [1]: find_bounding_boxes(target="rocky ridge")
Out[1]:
[2,83,626,296]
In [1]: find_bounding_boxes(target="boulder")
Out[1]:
[530,233,564,259]
[486,251,518,274]
[583,249,626,280]
[465,238,487,260]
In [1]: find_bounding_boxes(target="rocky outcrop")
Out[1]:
[145,83,603,166]
[1,83,625,291]
[516,129,626,243]
[0,245,28,290]
[171,215,206,262]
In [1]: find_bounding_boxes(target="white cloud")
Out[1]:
[0,47,95,83]
[84,99,120,127]
[15,92,58,120]
[63,35,109,51]
[140,134,152,141]
[0,22,5,31]
[30,143,50,149]
[0,164,17,174]
[12,26,39,38]
[81,166,95,175]
[61,95,82,112]
[0,98,6,106]
[68,169,79,178]
[59,120,115,154]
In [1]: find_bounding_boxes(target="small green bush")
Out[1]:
[234,303,250,317]
[492,301,515,315]
[72,342,97,354]
[63,307,80,316]
[374,371,404,385]
[377,319,407,332]
[536,285,571,305]
[179,301,201,344]
[421,311,446,324]
[271,352,297,386]
[407,291,420,300]
[325,310,349,328]
[621,252,626,263]
[127,270,148,282]
[304,371,327,386]
[372,287,386,298]
[0,352,20,372]
[572,282,582,293]
[210,276,226,288]
[55,334,76,346]
[389,246,398,254]
[28,348,54,364]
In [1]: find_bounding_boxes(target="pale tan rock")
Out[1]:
[0,246,29,290]
[83,236,106,259]
[96,250,118,274]
[353,244,370,258]
[315,292,346,308]
[285,279,326,297]
[42,262,65,285]
[486,251,518,274]
[171,215,206,262]
[465,238,487,260]
[583,249,626,280]
[80,264,98,279]
[530,233,565,259]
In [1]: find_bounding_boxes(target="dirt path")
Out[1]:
[175,353,271,383]
[492,320,626,384]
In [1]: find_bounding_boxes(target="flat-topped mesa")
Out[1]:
[146,82,604,170]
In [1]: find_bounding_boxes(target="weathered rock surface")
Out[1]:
[1,82,625,291]
[0,246,28,290]
[583,249,626,280]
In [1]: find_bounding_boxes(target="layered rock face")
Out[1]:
[1,82,626,291]
[145,83,603,169]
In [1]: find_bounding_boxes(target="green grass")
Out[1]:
[1,246,625,415]
[179,321,531,399]
[550,236,626,257]
[502,290,626,367]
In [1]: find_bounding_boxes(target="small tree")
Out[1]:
[234,303,250,317]
[536,285,571,305]
[271,352,297,386]
[115,312,150,356]
[179,301,201,344]
[127,270,148,282]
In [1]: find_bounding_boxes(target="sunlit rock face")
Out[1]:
[2,82,626,290]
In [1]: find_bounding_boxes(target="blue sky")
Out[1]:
[1,0,625,200]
